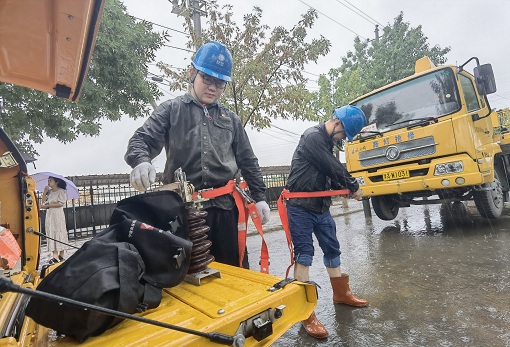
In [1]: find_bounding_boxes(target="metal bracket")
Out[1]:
[234,184,253,203]
[268,278,296,292]
[234,305,286,342]
[185,267,221,286]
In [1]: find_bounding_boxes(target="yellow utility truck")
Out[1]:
[345,57,509,220]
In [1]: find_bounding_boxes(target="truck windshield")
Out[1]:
[353,68,461,134]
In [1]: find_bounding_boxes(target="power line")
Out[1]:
[156,85,176,98]
[333,0,376,25]
[338,0,384,27]
[162,44,195,53]
[298,0,366,40]
[263,128,298,140]
[270,124,302,137]
[493,93,510,101]
[258,129,297,144]
[130,15,190,36]
[148,63,188,71]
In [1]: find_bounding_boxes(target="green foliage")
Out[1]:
[0,0,165,155]
[161,1,330,128]
[314,12,450,118]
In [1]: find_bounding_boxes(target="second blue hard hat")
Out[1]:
[332,105,367,142]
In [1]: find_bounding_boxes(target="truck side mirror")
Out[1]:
[474,64,497,95]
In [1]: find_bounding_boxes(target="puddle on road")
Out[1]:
[267,202,510,347]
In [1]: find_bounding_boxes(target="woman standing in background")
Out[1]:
[41,176,68,265]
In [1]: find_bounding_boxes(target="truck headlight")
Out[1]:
[434,161,464,176]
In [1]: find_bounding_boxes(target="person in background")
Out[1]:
[124,40,270,269]
[41,176,68,265]
[285,105,368,339]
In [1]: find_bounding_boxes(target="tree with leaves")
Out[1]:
[314,12,451,117]
[0,0,165,156]
[160,1,330,129]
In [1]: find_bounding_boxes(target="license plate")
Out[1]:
[383,169,410,181]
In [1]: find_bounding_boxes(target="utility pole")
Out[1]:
[170,0,208,45]
[374,24,380,43]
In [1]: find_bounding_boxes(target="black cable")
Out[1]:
[338,0,384,27]
[0,277,237,346]
[129,15,190,36]
[270,124,302,137]
[28,230,79,249]
[298,0,366,39]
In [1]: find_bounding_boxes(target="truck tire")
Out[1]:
[371,195,399,220]
[440,202,469,227]
[473,170,504,219]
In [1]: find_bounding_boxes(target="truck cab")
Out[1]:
[345,57,508,220]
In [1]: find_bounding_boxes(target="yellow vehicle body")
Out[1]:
[0,0,102,102]
[0,263,316,347]
[346,57,508,220]
[0,1,316,346]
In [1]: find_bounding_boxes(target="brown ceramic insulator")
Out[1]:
[191,248,210,259]
[190,233,208,244]
[190,252,209,265]
[188,224,209,239]
[187,255,215,274]
[191,240,212,254]
[187,209,208,221]
[188,218,206,228]
[186,208,213,274]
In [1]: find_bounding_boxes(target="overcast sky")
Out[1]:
[30,0,510,177]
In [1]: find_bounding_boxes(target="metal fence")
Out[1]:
[39,166,290,241]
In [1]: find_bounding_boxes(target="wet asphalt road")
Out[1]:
[247,202,510,347]
[40,201,510,346]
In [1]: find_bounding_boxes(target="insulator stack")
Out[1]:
[186,209,215,273]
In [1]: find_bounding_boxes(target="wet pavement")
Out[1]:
[40,199,510,346]
[257,201,510,347]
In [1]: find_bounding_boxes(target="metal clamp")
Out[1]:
[234,184,253,203]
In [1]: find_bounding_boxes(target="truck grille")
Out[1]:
[359,136,436,167]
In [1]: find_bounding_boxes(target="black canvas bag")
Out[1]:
[25,190,193,342]
[25,240,156,342]
[102,190,193,288]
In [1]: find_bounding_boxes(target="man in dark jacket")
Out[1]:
[124,41,271,269]
[286,105,368,339]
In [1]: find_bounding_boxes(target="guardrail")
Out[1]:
[38,167,291,240]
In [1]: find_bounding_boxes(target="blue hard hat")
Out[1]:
[332,105,367,142]
[192,41,232,82]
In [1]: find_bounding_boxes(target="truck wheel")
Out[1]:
[473,170,504,219]
[440,202,469,227]
[371,195,399,220]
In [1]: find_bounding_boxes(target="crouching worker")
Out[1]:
[286,105,368,339]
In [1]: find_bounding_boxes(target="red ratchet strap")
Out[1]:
[192,180,269,274]
[278,188,351,277]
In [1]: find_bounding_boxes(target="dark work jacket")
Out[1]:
[125,93,266,209]
[286,123,359,214]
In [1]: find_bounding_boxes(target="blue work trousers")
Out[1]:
[287,204,341,268]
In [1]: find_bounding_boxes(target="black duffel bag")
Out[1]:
[25,239,158,342]
[104,190,193,288]
[26,190,193,342]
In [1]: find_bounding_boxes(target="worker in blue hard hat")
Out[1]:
[125,41,270,269]
[284,105,368,339]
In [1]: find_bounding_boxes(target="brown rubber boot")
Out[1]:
[331,274,369,307]
[301,311,328,339]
